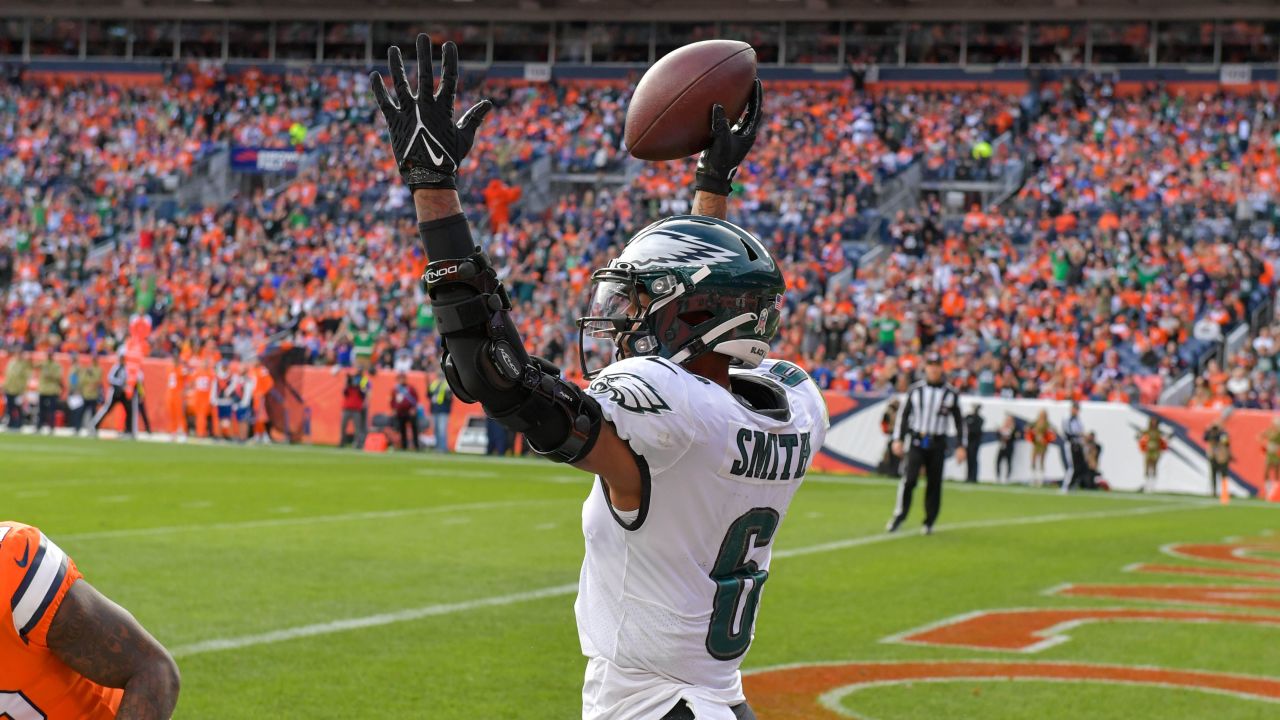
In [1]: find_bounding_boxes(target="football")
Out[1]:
[624,39,757,161]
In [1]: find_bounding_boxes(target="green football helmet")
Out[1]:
[577,215,785,378]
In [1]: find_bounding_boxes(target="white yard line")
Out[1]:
[0,441,103,455]
[773,503,1215,560]
[412,468,500,478]
[55,500,566,542]
[804,475,1218,504]
[169,502,1211,658]
[170,583,580,658]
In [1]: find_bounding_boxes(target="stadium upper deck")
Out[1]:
[2,9,1280,73]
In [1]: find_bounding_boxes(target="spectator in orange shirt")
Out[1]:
[482,178,523,232]
[165,353,188,439]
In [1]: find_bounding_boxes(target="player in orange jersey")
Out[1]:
[247,359,275,444]
[0,521,179,719]
[164,353,188,440]
[186,359,214,438]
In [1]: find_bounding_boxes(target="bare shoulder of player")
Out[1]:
[587,356,704,472]
[0,521,74,645]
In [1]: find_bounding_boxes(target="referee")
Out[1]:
[886,352,966,535]
[1060,401,1085,493]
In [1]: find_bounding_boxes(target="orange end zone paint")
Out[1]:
[886,607,1280,653]
[1055,583,1280,611]
[1166,543,1280,569]
[1131,563,1280,582]
[743,661,1280,720]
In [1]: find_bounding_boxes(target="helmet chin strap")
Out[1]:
[668,312,758,365]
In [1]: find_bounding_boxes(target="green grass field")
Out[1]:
[5,433,1279,719]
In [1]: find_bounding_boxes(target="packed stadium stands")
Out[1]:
[6,11,1280,720]
[870,74,1280,406]
[2,22,1279,416]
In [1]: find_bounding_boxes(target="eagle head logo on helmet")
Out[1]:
[577,215,786,379]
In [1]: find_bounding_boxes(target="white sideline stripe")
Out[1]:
[170,502,1209,658]
[773,503,1214,560]
[804,475,1218,504]
[412,468,499,478]
[169,583,580,658]
[56,500,564,541]
[0,441,103,456]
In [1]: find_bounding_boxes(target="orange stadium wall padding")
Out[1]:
[283,364,482,449]
[0,353,487,449]
[817,391,1278,497]
[864,81,1277,96]
[25,70,166,87]
[2,354,1274,495]
[1,353,189,434]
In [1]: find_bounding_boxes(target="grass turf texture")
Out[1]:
[4,433,1277,719]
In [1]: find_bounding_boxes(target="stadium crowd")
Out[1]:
[2,62,1279,425]
[859,73,1280,406]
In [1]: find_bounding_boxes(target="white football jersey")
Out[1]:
[577,356,829,720]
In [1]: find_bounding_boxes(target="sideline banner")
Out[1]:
[230,146,306,174]
[816,393,1274,497]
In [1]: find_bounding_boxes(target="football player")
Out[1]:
[371,36,827,720]
[1,521,179,719]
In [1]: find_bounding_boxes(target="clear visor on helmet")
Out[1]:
[583,279,637,337]
[578,275,653,378]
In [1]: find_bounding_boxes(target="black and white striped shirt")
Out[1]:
[893,381,966,446]
[106,360,127,389]
[1062,414,1084,445]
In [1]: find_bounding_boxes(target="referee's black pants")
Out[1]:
[93,387,130,432]
[37,394,59,430]
[891,441,946,530]
[965,441,980,483]
[395,413,420,450]
[1063,441,1086,491]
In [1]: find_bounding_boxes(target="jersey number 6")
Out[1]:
[706,507,781,660]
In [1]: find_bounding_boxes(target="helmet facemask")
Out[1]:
[576,215,785,378]
[577,263,694,378]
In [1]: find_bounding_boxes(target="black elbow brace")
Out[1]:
[494,356,604,464]
[420,215,602,463]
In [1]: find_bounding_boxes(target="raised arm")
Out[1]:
[691,190,728,220]
[371,34,643,507]
[415,189,464,223]
[47,580,180,720]
[690,79,762,222]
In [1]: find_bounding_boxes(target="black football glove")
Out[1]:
[694,78,763,196]
[370,34,492,191]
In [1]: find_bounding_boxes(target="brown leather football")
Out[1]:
[624,40,757,161]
